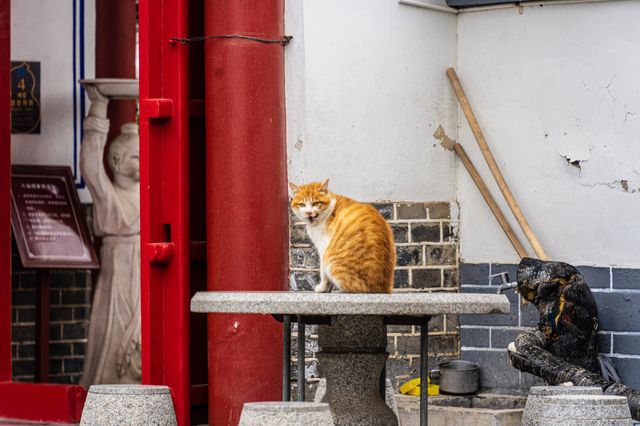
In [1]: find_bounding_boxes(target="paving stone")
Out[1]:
[426,202,450,219]
[593,292,640,332]
[396,245,423,267]
[391,224,408,243]
[576,266,610,289]
[410,223,439,243]
[610,357,640,389]
[426,245,456,266]
[63,323,88,340]
[460,328,490,348]
[393,269,409,289]
[597,333,612,354]
[442,223,459,243]
[612,268,640,290]
[443,269,459,288]
[460,263,490,285]
[491,329,523,349]
[291,225,311,246]
[396,203,427,220]
[612,334,640,355]
[371,203,394,220]
[412,269,441,289]
[290,247,320,269]
[290,271,319,291]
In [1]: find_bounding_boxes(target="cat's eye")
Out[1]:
[312,202,324,207]
[296,203,305,208]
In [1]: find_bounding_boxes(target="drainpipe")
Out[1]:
[204,2,287,425]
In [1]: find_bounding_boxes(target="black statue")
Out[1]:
[507,257,640,421]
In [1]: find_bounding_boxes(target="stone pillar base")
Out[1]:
[318,316,398,426]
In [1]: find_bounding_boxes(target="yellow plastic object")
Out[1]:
[399,378,439,396]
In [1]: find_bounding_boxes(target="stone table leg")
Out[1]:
[317,315,398,426]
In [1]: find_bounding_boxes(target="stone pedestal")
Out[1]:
[80,385,177,425]
[538,394,632,426]
[522,386,602,426]
[317,316,398,426]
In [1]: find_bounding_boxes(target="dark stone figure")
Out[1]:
[508,257,640,421]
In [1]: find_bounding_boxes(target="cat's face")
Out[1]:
[289,180,333,225]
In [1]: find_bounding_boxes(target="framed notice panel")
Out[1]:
[10,61,41,134]
[11,165,98,269]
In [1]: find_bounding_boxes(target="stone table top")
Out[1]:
[190,291,510,316]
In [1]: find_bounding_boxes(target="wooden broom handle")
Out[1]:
[447,67,549,260]
[454,144,530,259]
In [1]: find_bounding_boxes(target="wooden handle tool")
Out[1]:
[446,68,549,260]
[434,126,529,259]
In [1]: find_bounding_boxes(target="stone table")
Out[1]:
[191,291,510,426]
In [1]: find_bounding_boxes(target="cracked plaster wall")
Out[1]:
[285,0,640,268]
[285,0,458,202]
[457,1,640,267]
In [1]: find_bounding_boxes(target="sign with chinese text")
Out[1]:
[11,61,41,134]
[11,166,99,269]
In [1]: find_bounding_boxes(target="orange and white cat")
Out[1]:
[289,180,396,293]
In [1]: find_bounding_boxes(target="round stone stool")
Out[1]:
[522,386,602,426]
[239,402,334,426]
[539,394,632,426]
[80,385,177,426]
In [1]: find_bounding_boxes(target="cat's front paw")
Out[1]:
[314,281,330,293]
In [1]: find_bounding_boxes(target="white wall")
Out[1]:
[285,0,459,202]
[11,0,95,202]
[457,1,640,267]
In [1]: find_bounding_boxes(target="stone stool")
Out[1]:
[80,385,177,426]
[522,385,602,426]
[239,402,334,426]
[539,394,632,426]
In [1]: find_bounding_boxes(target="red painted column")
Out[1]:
[204,1,288,424]
[95,0,136,165]
[0,0,11,383]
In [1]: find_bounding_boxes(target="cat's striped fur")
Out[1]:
[290,180,395,293]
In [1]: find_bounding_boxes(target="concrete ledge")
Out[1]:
[191,291,510,316]
[397,395,523,426]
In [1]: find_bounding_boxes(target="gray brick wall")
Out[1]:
[459,262,640,391]
[289,201,460,391]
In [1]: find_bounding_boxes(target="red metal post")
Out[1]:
[204,2,288,424]
[139,0,191,424]
[0,0,11,384]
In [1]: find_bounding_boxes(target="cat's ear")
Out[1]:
[319,179,330,193]
[289,182,301,195]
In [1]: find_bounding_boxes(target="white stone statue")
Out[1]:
[79,85,141,386]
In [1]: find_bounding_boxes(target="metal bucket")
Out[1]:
[435,360,479,395]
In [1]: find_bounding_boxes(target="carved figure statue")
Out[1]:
[79,86,141,386]
[508,257,640,421]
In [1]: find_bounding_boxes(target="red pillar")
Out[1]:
[139,0,191,424]
[0,0,11,384]
[95,0,136,159]
[204,2,288,424]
